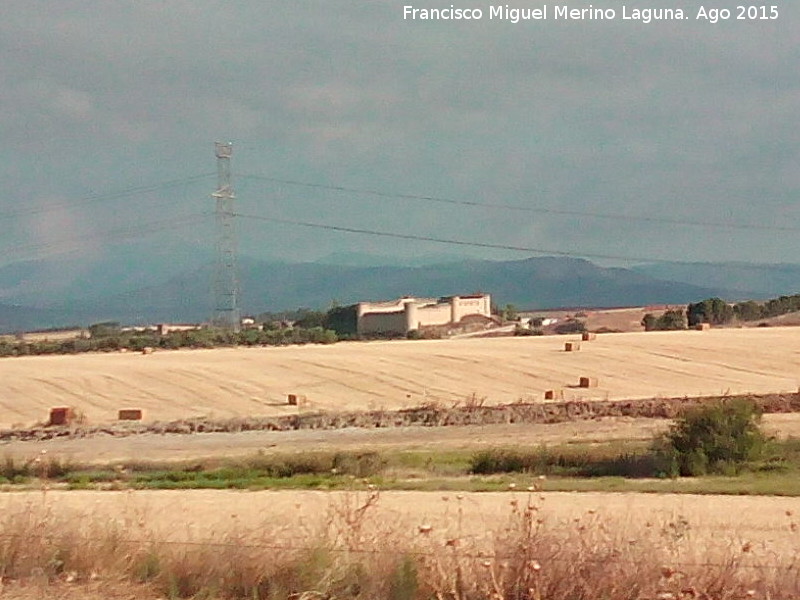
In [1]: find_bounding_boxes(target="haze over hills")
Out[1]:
[0,244,212,308]
[0,303,94,334]
[631,262,800,299]
[0,254,760,332]
[312,252,468,268]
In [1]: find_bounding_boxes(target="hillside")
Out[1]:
[59,256,734,326]
[632,261,800,298]
[0,255,760,331]
[0,303,88,334]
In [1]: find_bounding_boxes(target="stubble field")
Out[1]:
[1,327,799,429]
[3,327,800,597]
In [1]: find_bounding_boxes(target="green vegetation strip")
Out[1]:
[5,442,800,496]
[3,400,792,494]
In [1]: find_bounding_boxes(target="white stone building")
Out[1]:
[356,294,492,335]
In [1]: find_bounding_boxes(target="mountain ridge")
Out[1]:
[3,254,790,333]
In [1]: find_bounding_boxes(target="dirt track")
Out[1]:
[3,412,800,465]
[1,327,799,429]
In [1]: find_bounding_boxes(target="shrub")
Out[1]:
[686,297,734,327]
[513,324,539,336]
[1,456,30,480]
[642,309,687,331]
[554,320,586,335]
[664,399,767,476]
[332,452,386,478]
[469,447,658,478]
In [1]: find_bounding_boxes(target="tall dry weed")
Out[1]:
[1,490,800,598]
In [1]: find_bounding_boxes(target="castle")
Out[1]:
[356,294,492,335]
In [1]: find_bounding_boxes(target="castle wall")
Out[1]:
[357,311,409,335]
[356,294,492,335]
[451,295,492,322]
[414,303,452,328]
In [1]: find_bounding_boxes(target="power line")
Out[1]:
[0,173,215,221]
[238,173,800,233]
[3,213,210,262]
[233,212,685,264]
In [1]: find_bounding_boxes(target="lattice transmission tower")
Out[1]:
[211,141,240,332]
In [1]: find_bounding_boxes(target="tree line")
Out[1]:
[0,322,337,358]
[642,293,800,331]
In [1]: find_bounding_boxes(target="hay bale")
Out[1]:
[141,346,154,355]
[118,408,143,421]
[544,389,563,400]
[48,407,75,426]
[579,377,598,388]
[564,341,581,352]
[696,323,711,331]
[287,394,298,406]
[581,332,597,341]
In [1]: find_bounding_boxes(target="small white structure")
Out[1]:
[156,323,201,335]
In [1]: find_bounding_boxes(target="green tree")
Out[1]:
[88,321,121,338]
[733,300,763,322]
[686,298,734,326]
[293,309,326,329]
[502,304,518,321]
[324,305,358,335]
[659,309,687,330]
[643,309,687,331]
[665,399,766,476]
[554,320,586,334]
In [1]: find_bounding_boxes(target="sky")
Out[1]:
[1,1,798,273]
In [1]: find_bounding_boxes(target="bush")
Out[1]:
[513,325,539,336]
[664,399,766,476]
[554,320,586,335]
[642,309,687,331]
[469,447,658,478]
[686,297,734,327]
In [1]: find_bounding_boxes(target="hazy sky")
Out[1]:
[1,1,797,269]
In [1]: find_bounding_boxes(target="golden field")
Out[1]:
[2,328,800,597]
[2,488,799,599]
[4,488,795,553]
[1,327,799,429]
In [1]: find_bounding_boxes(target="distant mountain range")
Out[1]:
[630,262,800,299]
[0,303,92,334]
[5,252,792,332]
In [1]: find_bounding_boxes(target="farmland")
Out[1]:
[1,327,799,429]
[2,326,800,597]
[2,488,800,599]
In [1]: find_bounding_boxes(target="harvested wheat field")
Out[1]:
[1,327,799,428]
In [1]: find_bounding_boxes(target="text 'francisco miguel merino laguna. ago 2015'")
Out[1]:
[403,5,780,23]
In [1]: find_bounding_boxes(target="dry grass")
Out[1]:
[1,327,800,428]
[1,489,800,598]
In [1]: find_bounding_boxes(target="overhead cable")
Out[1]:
[238,173,798,233]
[233,211,684,264]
